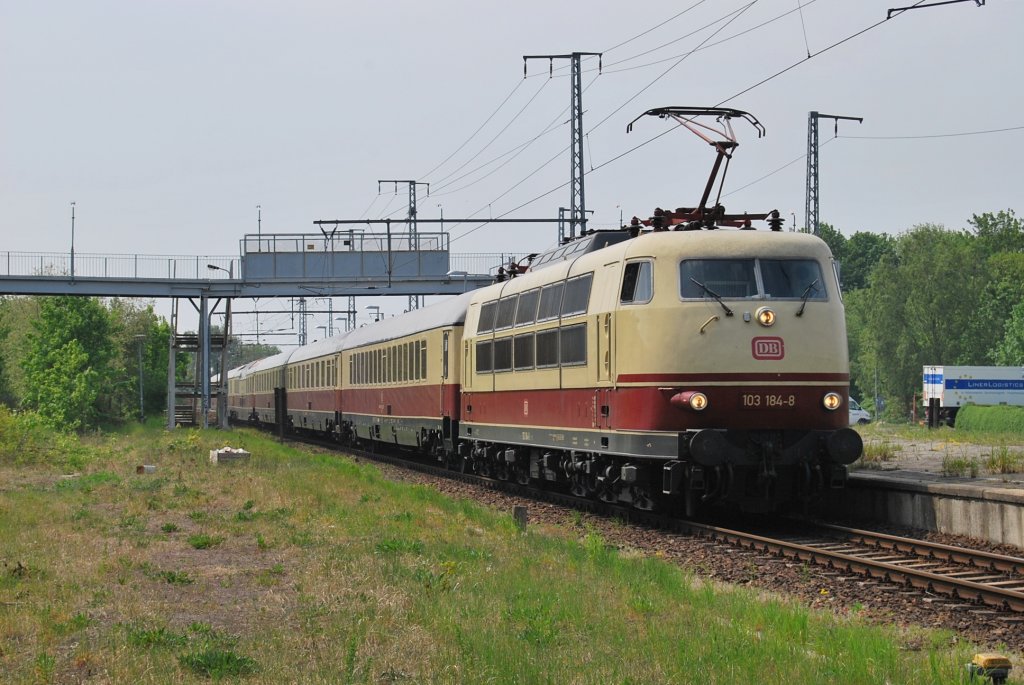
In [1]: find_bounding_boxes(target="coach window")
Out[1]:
[561,273,593,316]
[495,295,517,330]
[513,333,535,370]
[536,329,559,368]
[515,288,540,327]
[442,332,449,379]
[422,340,429,380]
[680,259,757,299]
[475,340,493,373]
[493,337,512,372]
[620,261,653,304]
[537,283,564,322]
[560,323,587,365]
[478,301,497,333]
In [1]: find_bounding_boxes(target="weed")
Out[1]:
[161,522,179,533]
[359,493,381,504]
[118,515,146,533]
[34,652,56,681]
[242,499,255,510]
[157,570,194,585]
[392,511,413,522]
[53,612,93,635]
[413,560,460,593]
[165,430,202,453]
[856,441,901,469]
[56,471,120,493]
[124,624,188,648]
[178,649,258,678]
[375,538,425,555]
[130,476,167,492]
[289,530,319,548]
[255,533,271,551]
[173,483,191,497]
[187,534,224,550]
[234,509,256,522]
[941,454,978,478]
[985,446,1024,474]
[188,510,207,522]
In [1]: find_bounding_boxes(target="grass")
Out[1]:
[0,423,1006,683]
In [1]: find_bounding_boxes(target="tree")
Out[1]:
[817,222,846,263]
[839,231,896,292]
[855,224,986,416]
[969,209,1024,256]
[994,302,1024,365]
[21,296,115,430]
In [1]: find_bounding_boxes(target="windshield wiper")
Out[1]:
[689,277,733,317]
[795,279,819,317]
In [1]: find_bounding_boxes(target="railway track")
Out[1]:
[694,521,1024,613]
[281,429,1024,614]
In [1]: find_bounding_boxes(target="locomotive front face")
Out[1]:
[616,232,851,430]
[614,232,862,509]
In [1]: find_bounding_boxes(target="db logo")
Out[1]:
[752,336,785,360]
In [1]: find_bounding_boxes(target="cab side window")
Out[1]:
[620,261,653,304]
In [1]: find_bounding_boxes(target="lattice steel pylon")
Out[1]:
[524,51,601,243]
[805,111,862,235]
[378,179,429,310]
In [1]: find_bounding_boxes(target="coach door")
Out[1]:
[440,330,450,414]
[596,262,619,385]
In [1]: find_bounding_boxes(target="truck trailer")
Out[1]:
[923,365,1024,427]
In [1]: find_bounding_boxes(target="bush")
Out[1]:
[955,404,1024,433]
[0,406,51,464]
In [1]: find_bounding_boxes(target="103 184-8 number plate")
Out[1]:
[740,393,797,408]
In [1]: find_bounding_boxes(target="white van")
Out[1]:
[849,398,872,426]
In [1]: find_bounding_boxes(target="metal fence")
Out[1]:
[1,250,512,280]
[0,252,239,280]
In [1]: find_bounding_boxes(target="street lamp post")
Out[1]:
[70,202,76,280]
[134,334,146,422]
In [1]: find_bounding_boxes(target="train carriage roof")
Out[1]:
[243,349,296,375]
[341,290,476,350]
[289,331,354,364]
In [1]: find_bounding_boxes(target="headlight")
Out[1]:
[756,307,776,327]
[823,392,842,411]
[670,391,709,411]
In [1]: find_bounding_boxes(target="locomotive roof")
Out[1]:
[342,290,476,350]
[467,229,833,305]
[613,228,834,264]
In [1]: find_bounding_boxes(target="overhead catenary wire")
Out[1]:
[445,1,764,237]
[418,80,525,180]
[454,3,939,238]
[429,78,553,187]
[838,125,1024,140]
[716,0,928,106]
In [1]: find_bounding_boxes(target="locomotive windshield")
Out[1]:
[679,259,826,300]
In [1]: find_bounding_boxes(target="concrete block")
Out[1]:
[210,447,251,464]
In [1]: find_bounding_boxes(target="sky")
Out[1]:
[2,0,1022,341]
